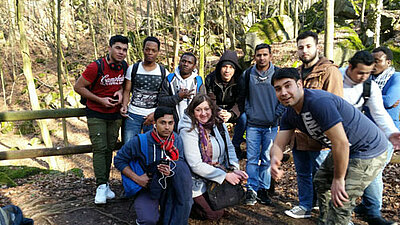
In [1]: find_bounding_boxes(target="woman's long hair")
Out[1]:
[186,94,221,131]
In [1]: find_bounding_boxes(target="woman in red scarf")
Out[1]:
[178,94,248,220]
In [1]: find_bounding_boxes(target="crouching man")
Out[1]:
[114,106,192,225]
[270,68,400,225]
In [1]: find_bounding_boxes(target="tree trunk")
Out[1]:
[172,0,181,69]
[361,0,366,24]
[70,0,79,51]
[0,60,6,110]
[294,0,299,38]
[147,0,151,36]
[17,0,53,148]
[227,0,236,50]
[223,0,227,50]
[374,0,382,47]
[198,0,205,79]
[280,0,285,15]
[120,0,130,64]
[57,0,68,146]
[324,0,334,60]
[85,0,98,59]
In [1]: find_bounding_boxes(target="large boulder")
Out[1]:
[245,15,294,57]
[301,0,358,32]
[333,26,365,67]
[335,0,359,19]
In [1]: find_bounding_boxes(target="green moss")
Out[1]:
[0,172,17,187]
[385,42,400,70]
[247,16,289,45]
[1,122,14,134]
[0,166,49,180]
[336,26,364,50]
[68,168,84,178]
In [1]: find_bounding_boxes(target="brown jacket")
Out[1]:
[293,57,343,151]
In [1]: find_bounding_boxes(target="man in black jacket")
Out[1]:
[205,50,246,159]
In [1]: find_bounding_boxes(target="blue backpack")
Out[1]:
[121,134,148,197]
[166,73,203,92]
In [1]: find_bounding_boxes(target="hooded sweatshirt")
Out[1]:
[159,67,206,128]
[205,50,243,123]
[238,63,285,127]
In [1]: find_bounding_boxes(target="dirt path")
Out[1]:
[2,161,399,225]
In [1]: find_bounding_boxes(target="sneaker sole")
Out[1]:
[94,199,107,204]
[284,210,311,219]
[245,200,257,206]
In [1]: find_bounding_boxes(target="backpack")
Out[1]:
[80,58,128,105]
[166,73,203,92]
[0,205,33,225]
[355,79,372,107]
[121,134,148,197]
[130,62,167,92]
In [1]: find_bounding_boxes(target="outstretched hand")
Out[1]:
[270,156,284,180]
[331,178,349,207]
[389,132,400,150]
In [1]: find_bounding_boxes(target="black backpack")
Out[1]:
[355,79,372,107]
[80,58,128,105]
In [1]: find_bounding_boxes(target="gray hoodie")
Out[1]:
[177,112,239,197]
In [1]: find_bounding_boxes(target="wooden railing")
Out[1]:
[0,108,122,160]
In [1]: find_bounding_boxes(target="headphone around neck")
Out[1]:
[106,55,123,71]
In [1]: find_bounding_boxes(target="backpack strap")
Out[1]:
[138,134,148,166]
[122,60,128,75]
[167,73,175,83]
[216,123,233,168]
[159,65,167,80]
[244,67,252,100]
[89,59,104,90]
[195,76,203,92]
[362,79,372,104]
[130,62,141,91]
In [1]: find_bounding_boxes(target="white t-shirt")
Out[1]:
[125,62,168,116]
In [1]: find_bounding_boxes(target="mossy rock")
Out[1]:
[0,172,17,187]
[333,26,365,67]
[68,168,84,178]
[0,166,49,180]
[245,15,294,59]
[384,40,400,70]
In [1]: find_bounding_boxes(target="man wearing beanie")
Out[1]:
[205,50,246,159]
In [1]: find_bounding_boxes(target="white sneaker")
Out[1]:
[94,184,107,204]
[106,183,115,200]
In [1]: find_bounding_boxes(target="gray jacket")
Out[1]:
[177,112,239,197]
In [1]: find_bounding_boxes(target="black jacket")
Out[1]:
[205,50,243,123]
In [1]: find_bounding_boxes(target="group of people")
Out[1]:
[74,31,400,225]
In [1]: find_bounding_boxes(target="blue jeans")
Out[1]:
[123,112,153,143]
[232,113,247,148]
[292,148,330,210]
[357,142,394,217]
[246,126,278,191]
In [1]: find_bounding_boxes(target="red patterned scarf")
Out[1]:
[151,129,179,161]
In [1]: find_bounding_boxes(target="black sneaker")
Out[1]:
[245,190,257,205]
[365,216,398,225]
[257,188,272,206]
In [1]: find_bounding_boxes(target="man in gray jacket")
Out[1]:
[238,43,285,206]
